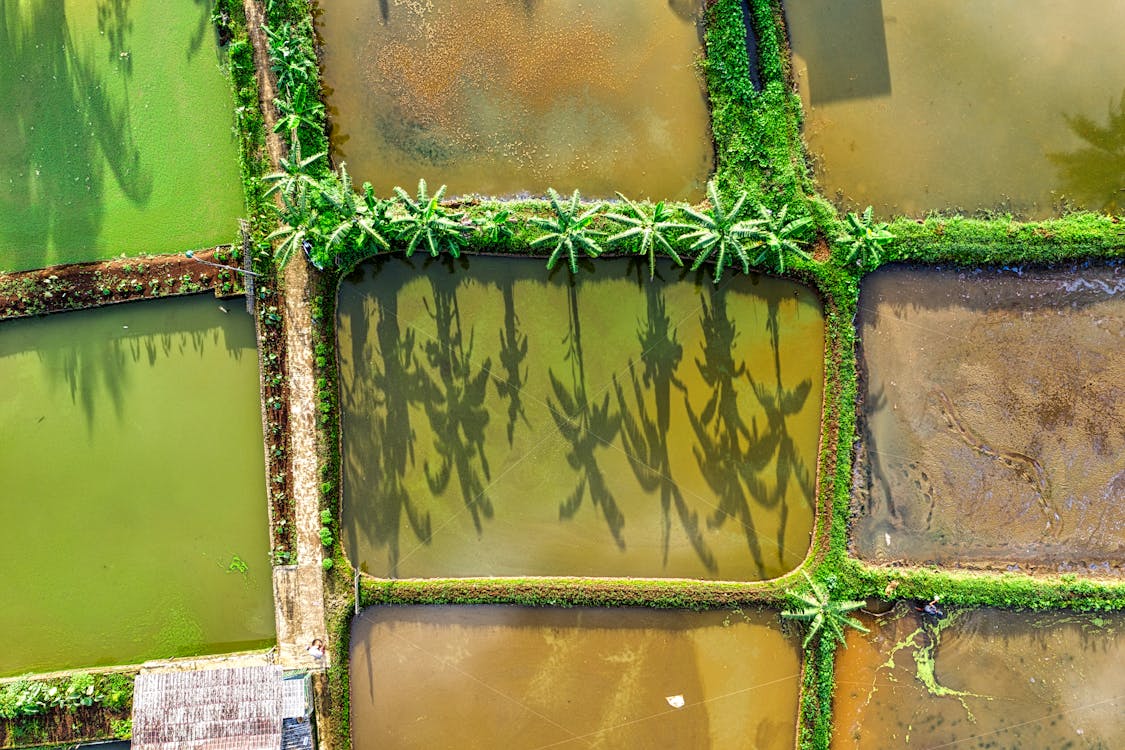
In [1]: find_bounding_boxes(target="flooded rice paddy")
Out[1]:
[786,0,1125,218]
[317,0,713,200]
[351,605,801,750]
[833,607,1125,749]
[0,296,274,676]
[338,257,824,581]
[853,265,1125,573]
[0,0,244,271]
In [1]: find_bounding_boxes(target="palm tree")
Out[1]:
[319,163,390,265]
[263,129,325,202]
[781,571,869,649]
[606,194,689,279]
[273,84,325,136]
[836,206,895,268]
[391,179,470,259]
[747,204,813,274]
[530,189,605,274]
[680,181,760,283]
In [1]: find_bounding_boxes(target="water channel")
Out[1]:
[786,0,1125,217]
[0,296,274,676]
[351,605,801,749]
[339,257,825,581]
[834,607,1125,749]
[853,265,1125,573]
[317,0,713,200]
[0,0,244,271]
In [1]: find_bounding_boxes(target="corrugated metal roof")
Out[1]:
[132,666,284,750]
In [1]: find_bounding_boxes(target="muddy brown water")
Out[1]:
[785,0,1125,218]
[853,265,1125,573]
[316,0,713,200]
[338,256,825,581]
[350,605,801,750]
[834,607,1125,749]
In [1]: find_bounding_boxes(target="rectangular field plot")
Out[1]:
[786,0,1125,218]
[0,296,274,675]
[339,257,824,581]
[0,0,244,271]
[316,0,713,200]
[834,608,1125,749]
[853,265,1125,573]
[351,606,801,750]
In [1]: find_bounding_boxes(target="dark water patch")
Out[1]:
[338,256,825,580]
[853,265,1125,573]
[351,605,801,750]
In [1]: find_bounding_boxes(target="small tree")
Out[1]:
[836,206,895,268]
[781,571,869,649]
[680,181,759,283]
[531,188,605,274]
[747,204,813,274]
[391,179,469,259]
[605,193,689,280]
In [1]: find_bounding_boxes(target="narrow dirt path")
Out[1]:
[241,0,327,670]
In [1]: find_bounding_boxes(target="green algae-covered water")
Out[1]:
[351,606,802,750]
[0,296,274,676]
[317,0,713,200]
[339,257,825,581]
[0,0,245,271]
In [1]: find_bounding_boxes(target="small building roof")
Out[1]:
[132,666,284,750]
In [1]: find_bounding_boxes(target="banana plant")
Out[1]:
[530,188,605,274]
[273,84,325,136]
[680,181,760,283]
[605,193,689,279]
[781,571,869,649]
[391,179,470,258]
[837,205,895,268]
[319,163,390,265]
[263,129,325,202]
[747,204,813,274]
[267,183,320,268]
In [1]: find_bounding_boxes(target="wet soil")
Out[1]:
[853,264,1125,574]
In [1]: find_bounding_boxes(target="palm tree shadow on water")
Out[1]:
[342,261,431,578]
[1048,88,1125,213]
[613,262,717,573]
[1,0,152,269]
[547,274,626,549]
[745,291,817,569]
[417,262,495,535]
[492,275,530,447]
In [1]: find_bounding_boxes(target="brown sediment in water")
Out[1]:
[318,0,713,199]
[852,265,1125,574]
[350,605,802,750]
[833,608,1125,749]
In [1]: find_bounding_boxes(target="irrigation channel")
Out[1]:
[785,0,1125,217]
[338,256,825,581]
[316,0,713,200]
[0,295,274,677]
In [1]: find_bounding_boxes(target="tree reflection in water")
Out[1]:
[418,269,495,534]
[614,267,717,572]
[548,281,625,548]
[1048,90,1125,213]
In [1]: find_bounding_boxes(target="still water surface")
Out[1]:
[317,0,713,200]
[834,608,1125,749]
[339,257,824,581]
[853,265,1125,573]
[0,296,274,675]
[0,0,244,271]
[786,0,1125,217]
[351,606,801,750]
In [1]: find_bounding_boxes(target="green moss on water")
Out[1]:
[0,0,244,272]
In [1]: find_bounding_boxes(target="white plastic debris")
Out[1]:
[665,695,685,709]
